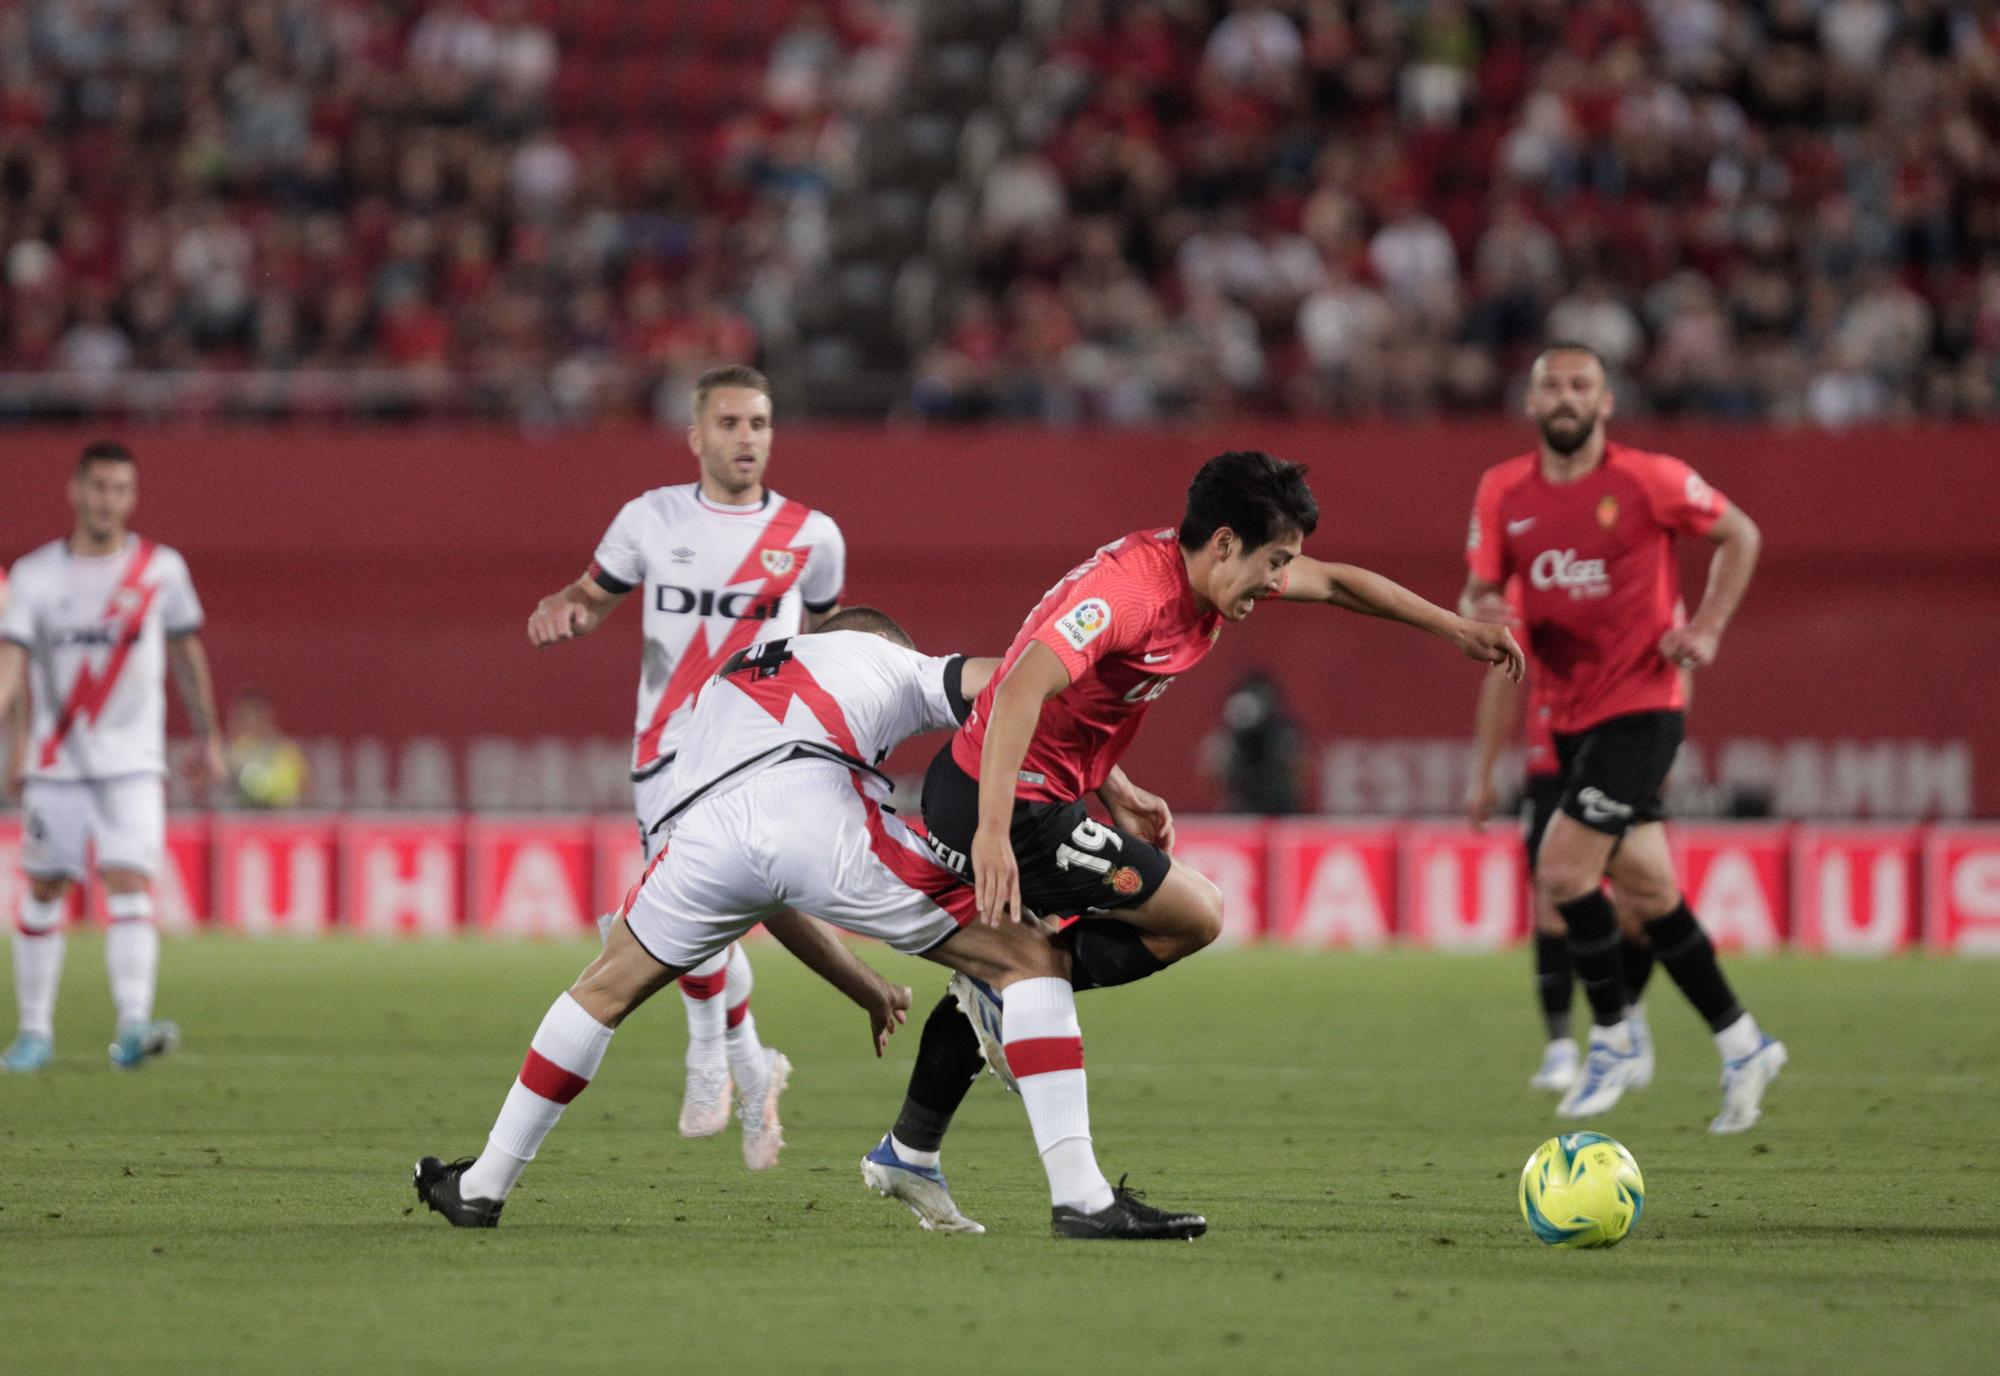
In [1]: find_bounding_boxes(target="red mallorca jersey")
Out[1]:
[1466,441,1726,736]
[953,528,1225,803]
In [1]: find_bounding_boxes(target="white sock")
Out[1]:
[1001,976,1113,1214]
[461,992,614,1203]
[678,948,728,1067]
[13,894,66,1039]
[889,1133,940,1170]
[1714,1011,1763,1062]
[1588,1019,1633,1051]
[723,944,767,1082]
[105,892,159,1029]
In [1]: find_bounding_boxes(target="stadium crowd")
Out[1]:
[5,1,2000,425]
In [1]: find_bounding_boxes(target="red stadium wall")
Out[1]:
[1,422,1996,813]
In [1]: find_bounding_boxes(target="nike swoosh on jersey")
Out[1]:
[1507,518,1538,535]
[1142,652,1172,663]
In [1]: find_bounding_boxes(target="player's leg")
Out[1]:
[640,765,739,1141]
[718,939,782,1164]
[416,802,760,1226]
[6,781,87,1072]
[1522,777,1578,1092]
[98,776,176,1069]
[1608,878,1657,1089]
[1606,824,1785,1133]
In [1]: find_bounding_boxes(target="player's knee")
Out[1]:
[569,945,670,1028]
[1532,899,1568,938]
[1536,855,1601,908]
[1617,878,1680,923]
[1163,868,1225,958]
[28,875,70,904]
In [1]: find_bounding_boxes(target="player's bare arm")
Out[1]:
[761,911,913,1056]
[1289,556,1526,681]
[973,640,1073,925]
[1099,765,1175,852]
[166,631,226,789]
[1465,666,1520,827]
[1659,504,1761,671]
[956,656,1001,702]
[0,641,24,800]
[527,574,623,648]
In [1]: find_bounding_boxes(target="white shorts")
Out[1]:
[19,775,167,881]
[634,764,674,862]
[621,758,975,971]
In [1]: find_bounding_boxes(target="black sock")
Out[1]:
[1621,936,1655,1004]
[889,993,985,1152]
[1533,933,1574,1041]
[1645,903,1744,1032]
[1556,890,1630,1027]
[1061,918,1168,991]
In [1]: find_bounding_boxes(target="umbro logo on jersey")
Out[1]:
[671,547,696,563]
[1506,518,1538,535]
[1529,548,1610,598]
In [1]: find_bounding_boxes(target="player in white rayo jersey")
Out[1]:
[526,365,845,1155]
[417,609,1205,1239]
[0,441,225,1074]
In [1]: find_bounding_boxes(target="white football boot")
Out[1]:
[738,1048,791,1170]
[860,1135,985,1234]
[1557,1021,1641,1118]
[1625,1004,1655,1090]
[1709,1035,1787,1135]
[679,1057,733,1139]
[1529,1038,1580,1093]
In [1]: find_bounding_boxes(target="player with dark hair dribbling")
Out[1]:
[861,450,1526,1233]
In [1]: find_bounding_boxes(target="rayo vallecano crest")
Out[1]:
[761,548,798,576]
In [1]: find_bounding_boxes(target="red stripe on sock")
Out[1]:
[14,920,61,937]
[726,998,750,1029]
[1004,1036,1085,1078]
[518,1048,591,1104]
[679,971,725,1000]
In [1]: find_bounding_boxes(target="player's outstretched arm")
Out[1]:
[956,656,1002,703]
[762,910,913,1056]
[527,576,623,648]
[1286,557,1526,681]
[974,641,1073,925]
[166,632,226,792]
[1660,504,1761,670]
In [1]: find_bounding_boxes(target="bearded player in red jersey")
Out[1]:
[1461,343,1785,1134]
[861,451,1524,1233]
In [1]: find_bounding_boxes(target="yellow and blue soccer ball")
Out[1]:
[1518,1132,1645,1248]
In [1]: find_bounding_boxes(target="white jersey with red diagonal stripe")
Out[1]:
[658,630,962,822]
[587,484,845,775]
[0,535,205,782]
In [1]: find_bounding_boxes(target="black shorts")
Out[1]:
[1521,773,1566,871]
[919,745,1172,918]
[1552,710,1685,838]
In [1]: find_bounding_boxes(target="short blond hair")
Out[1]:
[693,365,771,416]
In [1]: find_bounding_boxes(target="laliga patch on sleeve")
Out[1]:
[1054,597,1113,651]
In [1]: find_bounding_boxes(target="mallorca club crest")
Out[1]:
[1596,495,1620,529]
[760,548,799,576]
[1107,866,1144,897]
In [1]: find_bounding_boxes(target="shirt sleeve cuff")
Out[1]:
[942,655,973,724]
[588,560,636,596]
[803,593,841,614]
[165,621,204,637]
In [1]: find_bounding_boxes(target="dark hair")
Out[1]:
[1179,451,1318,552]
[693,365,771,416]
[815,605,914,648]
[77,439,135,473]
[1534,341,1608,372]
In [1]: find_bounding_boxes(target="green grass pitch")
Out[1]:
[4,936,1997,1376]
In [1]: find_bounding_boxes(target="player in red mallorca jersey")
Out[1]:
[1460,342,1785,1134]
[1463,578,1658,1096]
[862,451,1524,1233]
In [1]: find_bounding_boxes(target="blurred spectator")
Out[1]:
[1201,672,1305,816]
[226,693,308,810]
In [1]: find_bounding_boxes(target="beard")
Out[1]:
[1537,409,1597,455]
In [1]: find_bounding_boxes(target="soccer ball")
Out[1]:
[1518,1132,1645,1248]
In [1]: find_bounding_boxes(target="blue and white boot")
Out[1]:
[108,1019,179,1069]
[860,1135,985,1234]
[3,1032,53,1073]
[1626,1004,1655,1090]
[950,972,1017,1093]
[1557,1021,1641,1118]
